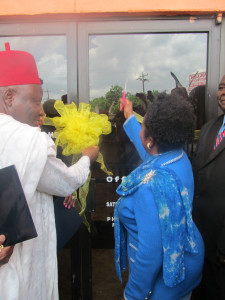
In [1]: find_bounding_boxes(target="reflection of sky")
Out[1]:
[0,36,67,102]
[89,33,207,99]
[0,33,207,103]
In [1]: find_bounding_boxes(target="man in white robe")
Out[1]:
[0,43,99,300]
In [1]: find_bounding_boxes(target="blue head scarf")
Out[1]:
[114,152,198,287]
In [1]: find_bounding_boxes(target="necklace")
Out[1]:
[160,151,184,167]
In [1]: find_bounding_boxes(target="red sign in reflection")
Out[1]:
[188,71,206,93]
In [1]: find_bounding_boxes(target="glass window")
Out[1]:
[0,36,67,102]
[88,32,208,299]
[89,32,208,179]
[89,33,207,180]
[89,33,207,98]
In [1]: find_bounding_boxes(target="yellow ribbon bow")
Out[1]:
[44,100,113,230]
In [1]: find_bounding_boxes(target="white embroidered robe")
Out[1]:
[0,114,90,300]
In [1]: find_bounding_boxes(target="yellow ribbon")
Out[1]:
[44,100,113,229]
[133,111,144,123]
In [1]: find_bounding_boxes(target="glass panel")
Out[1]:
[0,36,67,101]
[89,33,207,299]
[90,33,207,97]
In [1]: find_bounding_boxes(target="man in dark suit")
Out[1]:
[192,74,225,300]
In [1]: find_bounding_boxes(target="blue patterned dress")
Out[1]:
[114,116,204,300]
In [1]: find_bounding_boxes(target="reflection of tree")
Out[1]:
[90,85,123,114]
[105,85,123,114]
[90,85,153,115]
[90,96,109,113]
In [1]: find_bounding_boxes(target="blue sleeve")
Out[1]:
[123,115,149,162]
[124,185,163,300]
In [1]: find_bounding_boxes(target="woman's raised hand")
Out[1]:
[119,98,133,119]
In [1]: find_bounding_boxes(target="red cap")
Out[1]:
[0,43,41,87]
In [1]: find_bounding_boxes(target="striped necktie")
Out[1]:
[214,128,225,150]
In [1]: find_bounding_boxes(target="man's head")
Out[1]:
[217,75,225,113]
[0,84,43,127]
[0,43,43,126]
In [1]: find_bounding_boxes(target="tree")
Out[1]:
[90,96,108,112]
[105,85,123,113]
[90,85,123,114]
[90,85,166,115]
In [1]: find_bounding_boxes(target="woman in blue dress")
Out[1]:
[114,93,204,300]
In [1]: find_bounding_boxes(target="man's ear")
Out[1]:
[3,88,16,107]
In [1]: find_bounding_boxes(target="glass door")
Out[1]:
[89,31,208,300]
[78,18,220,300]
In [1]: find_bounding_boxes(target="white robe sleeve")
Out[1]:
[37,133,90,196]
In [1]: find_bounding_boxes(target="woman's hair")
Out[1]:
[144,93,195,152]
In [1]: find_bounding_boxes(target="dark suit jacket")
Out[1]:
[192,114,225,264]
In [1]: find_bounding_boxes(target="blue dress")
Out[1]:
[115,116,204,300]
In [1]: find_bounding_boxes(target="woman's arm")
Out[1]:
[124,185,163,299]
[123,115,149,162]
[120,98,149,161]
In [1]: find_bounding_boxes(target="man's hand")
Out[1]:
[119,98,133,119]
[0,235,14,267]
[82,145,99,163]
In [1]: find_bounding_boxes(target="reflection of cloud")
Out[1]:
[0,36,66,62]
[38,53,67,101]
[0,33,207,101]
[38,53,66,82]
[90,86,111,100]
[89,33,207,98]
